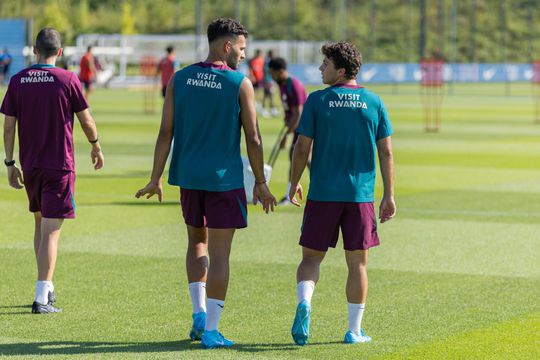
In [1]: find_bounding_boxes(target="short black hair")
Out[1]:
[87,45,93,52]
[207,18,248,43]
[321,42,362,80]
[166,46,174,54]
[35,28,61,58]
[268,57,287,71]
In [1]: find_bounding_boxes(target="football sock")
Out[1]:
[348,303,366,334]
[35,281,53,304]
[205,298,224,331]
[188,282,206,313]
[297,280,315,304]
[285,182,292,198]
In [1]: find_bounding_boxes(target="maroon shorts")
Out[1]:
[180,188,247,229]
[300,200,379,252]
[23,169,76,219]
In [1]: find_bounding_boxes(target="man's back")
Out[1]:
[298,84,393,202]
[0,65,88,171]
[168,62,245,192]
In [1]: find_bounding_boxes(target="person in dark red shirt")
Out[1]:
[156,46,178,98]
[1,28,104,314]
[268,57,308,205]
[79,45,96,99]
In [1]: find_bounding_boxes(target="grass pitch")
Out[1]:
[1,83,539,359]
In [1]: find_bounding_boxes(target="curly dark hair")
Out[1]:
[207,18,248,43]
[321,42,362,80]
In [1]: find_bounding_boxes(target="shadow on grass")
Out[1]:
[0,341,299,355]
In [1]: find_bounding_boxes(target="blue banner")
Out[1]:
[0,19,27,81]
[286,63,536,85]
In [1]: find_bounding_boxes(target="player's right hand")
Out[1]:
[135,181,163,202]
[91,148,104,170]
[289,182,303,207]
[253,183,276,213]
[379,195,396,223]
[7,165,24,189]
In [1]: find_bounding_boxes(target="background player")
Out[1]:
[156,45,178,98]
[268,57,307,205]
[79,45,96,99]
[1,28,104,314]
[288,41,395,345]
[261,50,279,118]
[248,49,265,113]
[136,18,276,349]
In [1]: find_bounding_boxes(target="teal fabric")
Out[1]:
[297,85,393,202]
[168,63,245,191]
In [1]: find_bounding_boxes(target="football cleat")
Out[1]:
[291,300,311,345]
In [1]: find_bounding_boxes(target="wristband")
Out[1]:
[89,138,99,144]
[4,159,15,167]
[255,179,266,185]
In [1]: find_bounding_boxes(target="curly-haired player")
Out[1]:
[288,41,395,345]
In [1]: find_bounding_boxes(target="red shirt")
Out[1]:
[79,53,94,81]
[249,56,265,83]
[158,55,175,86]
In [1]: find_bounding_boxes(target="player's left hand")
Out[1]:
[135,181,163,202]
[379,195,396,223]
[7,165,24,189]
[289,182,303,207]
[253,183,276,213]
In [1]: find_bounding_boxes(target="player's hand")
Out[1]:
[289,182,303,207]
[379,195,396,223]
[135,180,163,202]
[253,183,276,213]
[7,165,24,189]
[91,147,104,170]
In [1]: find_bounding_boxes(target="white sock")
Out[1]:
[205,298,224,331]
[348,303,366,334]
[297,280,315,304]
[188,282,206,313]
[285,182,292,198]
[35,281,53,304]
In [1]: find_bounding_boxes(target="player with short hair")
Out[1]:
[156,45,178,98]
[267,57,307,205]
[136,18,276,349]
[79,45,96,99]
[288,41,395,345]
[1,28,104,314]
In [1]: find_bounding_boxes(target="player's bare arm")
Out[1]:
[3,115,23,189]
[76,109,104,170]
[239,77,276,213]
[135,76,175,202]
[289,134,312,207]
[287,105,303,132]
[376,136,395,223]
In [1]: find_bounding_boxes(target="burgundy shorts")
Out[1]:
[300,200,379,251]
[180,188,247,229]
[23,169,76,219]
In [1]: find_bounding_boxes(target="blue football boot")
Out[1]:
[291,300,311,345]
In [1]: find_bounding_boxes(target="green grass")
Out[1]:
[1,83,539,359]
